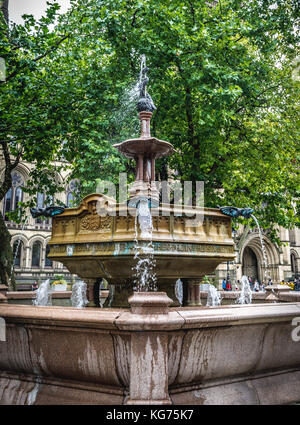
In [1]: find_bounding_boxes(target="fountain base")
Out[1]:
[103,280,182,308]
[101,279,205,308]
[1,295,300,405]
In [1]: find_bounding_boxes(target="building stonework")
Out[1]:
[1,160,299,289]
[215,224,300,288]
[0,159,75,288]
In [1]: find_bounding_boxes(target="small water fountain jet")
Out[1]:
[132,198,157,292]
[236,275,252,304]
[33,279,52,306]
[71,281,89,308]
[175,279,183,306]
[206,284,222,307]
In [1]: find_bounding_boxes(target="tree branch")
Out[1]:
[5,34,70,82]
[0,0,9,24]
[234,84,281,114]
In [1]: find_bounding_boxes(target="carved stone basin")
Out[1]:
[48,193,235,307]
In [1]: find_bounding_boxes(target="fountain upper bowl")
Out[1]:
[48,193,235,284]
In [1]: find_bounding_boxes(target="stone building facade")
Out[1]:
[0,160,77,288]
[1,160,299,289]
[215,224,300,288]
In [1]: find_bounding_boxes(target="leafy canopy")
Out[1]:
[0,0,299,240]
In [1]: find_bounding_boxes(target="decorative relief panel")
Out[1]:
[152,216,170,232]
[116,216,135,232]
[52,218,75,233]
[50,241,234,256]
[79,214,113,232]
[100,216,113,231]
[81,215,100,231]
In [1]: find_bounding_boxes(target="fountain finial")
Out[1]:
[113,54,174,207]
[137,56,156,113]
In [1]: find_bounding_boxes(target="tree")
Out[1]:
[0,0,299,286]
[0,0,127,286]
[64,0,299,240]
[0,1,77,286]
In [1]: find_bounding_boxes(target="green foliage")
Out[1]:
[202,275,216,288]
[0,0,299,240]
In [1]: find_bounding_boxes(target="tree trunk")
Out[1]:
[1,0,9,23]
[0,211,15,290]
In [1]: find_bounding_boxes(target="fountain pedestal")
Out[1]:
[85,279,98,307]
[123,292,173,405]
[114,110,174,208]
[186,279,203,306]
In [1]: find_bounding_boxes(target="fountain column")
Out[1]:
[185,279,202,306]
[114,60,174,209]
[85,279,97,308]
[139,111,152,138]
[151,158,155,181]
[138,155,143,181]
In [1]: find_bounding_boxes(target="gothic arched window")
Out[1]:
[67,192,75,207]
[14,187,23,210]
[3,188,12,219]
[35,192,45,224]
[291,253,298,276]
[13,240,23,267]
[66,179,79,207]
[289,229,296,245]
[32,241,42,268]
[35,193,52,225]
[3,171,24,221]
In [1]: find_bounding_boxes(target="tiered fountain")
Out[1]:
[0,58,300,406]
[47,61,235,307]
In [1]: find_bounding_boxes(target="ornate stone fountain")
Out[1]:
[1,58,300,406]
[47,63,235,307]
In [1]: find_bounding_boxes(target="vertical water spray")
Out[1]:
[132,199,157,292]
[113,54,173,293]
[139,54,146,83]
[175,279,183,306]
[112,54,148,141]
[71,281,89,308]
[236,275,252,304]
[206,284,222,306]
[33,279,52,306]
